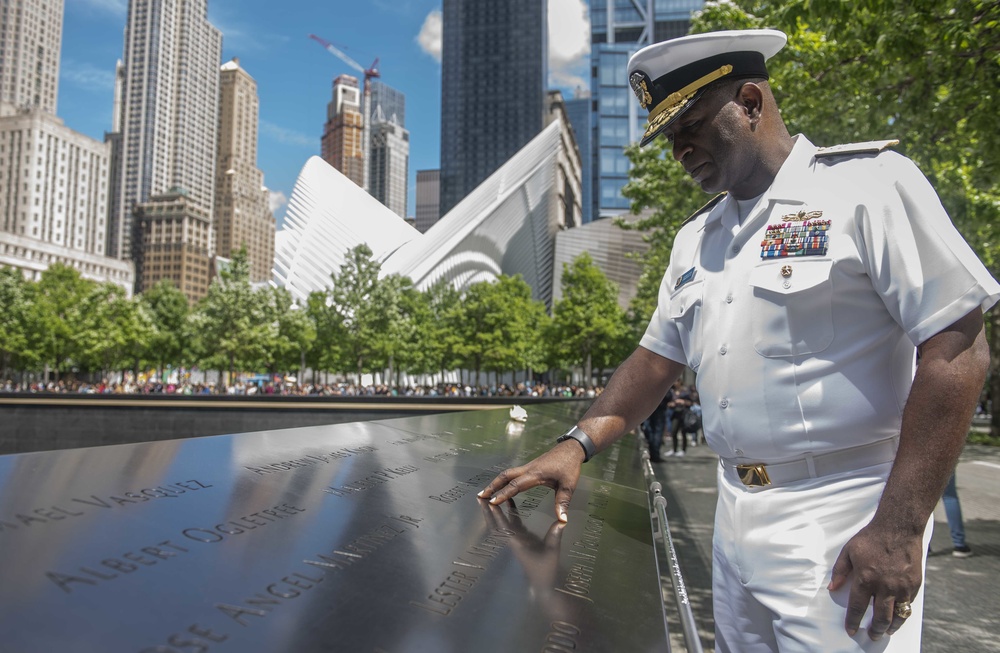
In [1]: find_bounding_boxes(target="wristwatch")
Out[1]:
[557,426,596,463]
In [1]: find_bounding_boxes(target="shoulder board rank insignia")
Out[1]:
[815,139,899,160]
[681,192,727,227]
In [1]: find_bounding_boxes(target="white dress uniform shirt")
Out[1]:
[640,135,1000,465]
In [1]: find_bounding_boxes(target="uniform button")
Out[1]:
[719,398,729,409]
[735,449,744,456]
[731,245,740,254]
[719,345,728,355]
[725,294,734,304]
[782,280,791,289]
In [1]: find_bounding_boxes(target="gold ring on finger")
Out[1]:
[893,600,912,619]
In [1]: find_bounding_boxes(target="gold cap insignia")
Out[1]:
[629,72,653,109]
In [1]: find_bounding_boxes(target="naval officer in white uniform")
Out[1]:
[480,28,999,651]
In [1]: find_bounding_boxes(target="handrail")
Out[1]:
[639,432,705,653]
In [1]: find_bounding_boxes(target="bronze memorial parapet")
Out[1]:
[0,403,668,652]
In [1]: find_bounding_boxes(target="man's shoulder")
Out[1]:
[680,192,727,227]
[811,138,925,189]
[814,139,900,161]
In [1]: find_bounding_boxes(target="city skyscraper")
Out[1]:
[108,0,222,268]
[563,93,593,223]
[132,189,213,303]
[0,0,132,291]
[439,0,547,217]
[368,80,405,128]
[588,0,703,220]
[0,0,62,114]
[366,79,409,218]
[414,169,440,234]
[215,58,275,283]
[321,74,365,188]
[368,115,409,218]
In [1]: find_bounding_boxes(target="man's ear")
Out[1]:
[739,82,764,129]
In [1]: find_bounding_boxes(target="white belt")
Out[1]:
[721,436,899,488]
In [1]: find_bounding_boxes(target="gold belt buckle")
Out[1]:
[737,464,772,487]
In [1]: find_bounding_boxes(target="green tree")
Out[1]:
[140,280,191,378]
[263,286,316,379]
[305,289,345,384]
[76,283,155,379]
[0,267,36,379]
[330,244,383,382]
[457,275,547,386]
[193,249,270,385]
[423,279,464,383]
[373,274,430,387]
[548,253,629,386]
[30,263,92,383]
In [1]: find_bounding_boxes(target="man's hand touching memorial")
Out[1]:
[478,440,585,523]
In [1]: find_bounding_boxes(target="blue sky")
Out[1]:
[59,0,590,226]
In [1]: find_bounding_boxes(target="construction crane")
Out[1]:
[308,34,380,86]
[308,33,381,191]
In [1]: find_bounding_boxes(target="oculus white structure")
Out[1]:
[274,118,582,307]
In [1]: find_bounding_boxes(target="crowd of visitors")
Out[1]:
[0,378,603,399]
[641,381,702,462]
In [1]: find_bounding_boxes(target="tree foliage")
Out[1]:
[1,239,635,388]
[141,279,191,375]
[456,275,550,385]
[31,264,91,382]
[329,244,384,380]
[304,289,345,382]
[0,267,36,376]
[76,283,154,377]
[422,279,465,380]
[548,253,630,384]
[263,286,316,376]
[192,249,271,382]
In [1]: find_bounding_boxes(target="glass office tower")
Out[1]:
[439,0,547,217]
[589,0,703,221]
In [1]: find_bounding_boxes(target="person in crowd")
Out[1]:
[683,388,703,447]
[643,385,673,462]
[479,28,997,651]
[941,472,973,558]
[666,383,695,457]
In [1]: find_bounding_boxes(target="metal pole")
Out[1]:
[640,433,705,653]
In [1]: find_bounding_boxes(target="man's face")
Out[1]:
[662,86,752,195]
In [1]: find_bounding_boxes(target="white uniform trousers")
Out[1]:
[712,460,932,652]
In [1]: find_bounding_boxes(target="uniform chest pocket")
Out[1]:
[669,279,705,369]
[748,260,834,358]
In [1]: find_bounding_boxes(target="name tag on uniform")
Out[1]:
[674,267,696,290]
[761,210,830,259]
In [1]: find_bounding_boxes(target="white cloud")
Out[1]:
[60,59,116,92]
[548,0,591,92]
[269,190,288,214]
[416,3,589,90]
[260,120,314,148]
[416,10,442,63]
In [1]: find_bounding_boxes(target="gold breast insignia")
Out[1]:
[782,210,824,222]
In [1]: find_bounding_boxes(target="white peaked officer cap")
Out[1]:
[628,29,787,146]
